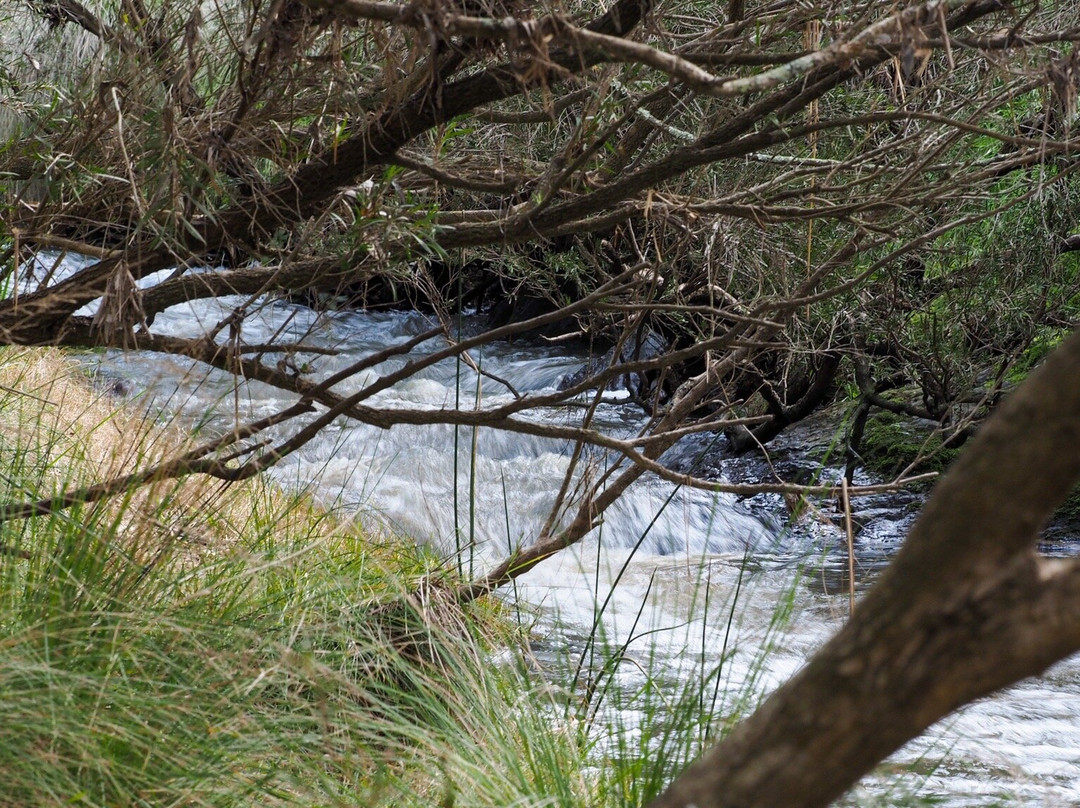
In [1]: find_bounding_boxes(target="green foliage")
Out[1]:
[0,350,587,807]
[0,481,585,806]
[860,410,962,478]
[1054,483,1080,521]
[1005,327,1068,384]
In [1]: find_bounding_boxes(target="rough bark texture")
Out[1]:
[649,327,1080,808]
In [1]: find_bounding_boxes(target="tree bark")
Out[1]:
[650,326,1080,808]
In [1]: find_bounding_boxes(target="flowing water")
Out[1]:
[31,253,1080,805]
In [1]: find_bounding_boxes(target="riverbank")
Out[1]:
[8,338,1080,807]
[0,347,598,807]
[0,344,907,807]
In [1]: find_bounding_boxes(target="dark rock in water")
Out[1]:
[84,368,135,398]
[557,329,667,394]
[107,378,133,397]
[662,402,924,560]
[1042,506,1080,554]
[666,399,1080,560]
[485,292,581,339]
[663,402,855,482]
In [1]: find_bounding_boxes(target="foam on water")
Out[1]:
[34,250,1079,806]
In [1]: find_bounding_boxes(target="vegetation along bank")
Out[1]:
[5,0,1080,805]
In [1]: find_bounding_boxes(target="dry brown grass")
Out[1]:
[0,346,370,567]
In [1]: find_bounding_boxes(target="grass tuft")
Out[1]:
[0,348,594,807]
[0,347,837,808]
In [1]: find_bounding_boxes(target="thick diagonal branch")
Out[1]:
[649,325,1080,808]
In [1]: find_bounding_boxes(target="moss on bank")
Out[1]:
[859,410,963,479]
[859,405,1080,533]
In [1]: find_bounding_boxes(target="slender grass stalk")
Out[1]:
[500,469,523,630]
[469,349,482,579]
[452,275,464,577]
[706,547,749,740]
[842,476,856,616]
[582,570,656,727]
[572,480,683,694]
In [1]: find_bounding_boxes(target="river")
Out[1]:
[48,254,1080,806]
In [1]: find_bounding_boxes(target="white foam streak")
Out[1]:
[60,256,1080,806]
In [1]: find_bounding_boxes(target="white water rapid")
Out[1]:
[30,252,1080,805]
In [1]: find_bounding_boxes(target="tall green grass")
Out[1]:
[0,349,594,807]
[0,347,824,808]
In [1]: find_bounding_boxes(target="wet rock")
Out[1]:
[85,368,135,398]
[557,329,667,394]
[662,402,924,558]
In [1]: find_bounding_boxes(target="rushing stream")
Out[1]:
[38,251,1080,806]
